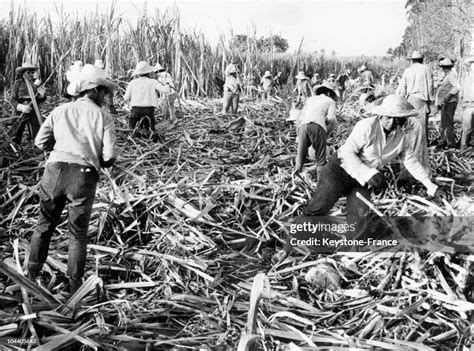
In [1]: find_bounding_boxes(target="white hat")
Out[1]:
[70,61,83,72]
[66,61,84,83]
[67,64,117,96]
[408,51,424,60]
[155,63,165,72]
[263,71,272,78]
[368,94,418,118]
[132,61,156,76]
[94,59,105,68]
[16,63,38,74]
[439,58,455,67]
[227,65,238,74]
[295,71,307,80]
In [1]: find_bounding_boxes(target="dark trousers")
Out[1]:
[12,111,40,144]
[439,101,457,146]
[303,154,371,237]
[295,122,327,172]
[129,106,156,131]
[28,163,98,279]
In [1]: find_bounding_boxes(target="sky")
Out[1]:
[1,0,409,56]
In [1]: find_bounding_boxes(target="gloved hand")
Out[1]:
[17,104,32,113]
[367,173,385,192]
[37,87,46,97]
[34,79,42,86]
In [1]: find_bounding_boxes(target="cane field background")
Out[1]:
[0,3,473,351]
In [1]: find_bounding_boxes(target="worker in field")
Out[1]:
[435,58,461,149]
[336,68,351,99]
[293,70,312,105]
[396,50,433,172]
[273,95,445,263]
[28,64,117,293]
[294,82,338,179]
[123,61,168,141]
[155,62,177,122]
[65,61,84,100]
[10,62,47,145]
[460,56,474,152]
[358,64,375,88]
[259,71,274,100]
[273,71,284,92]
[94,59,118,115]
[222,64,242,114]
[311,72,322,87]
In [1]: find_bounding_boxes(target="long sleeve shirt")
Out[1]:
[294,79,312,97]
[298,95,337,133]
[123,76,166,108]
[223,75,242,94]
[461,73,474,108]
[35,97,116,173]
[359,71,375,87]
[11,78,46,110]
[396,63,434,102]
[338,117,437,194]
[435,70,460,106]
[260,77,274,91]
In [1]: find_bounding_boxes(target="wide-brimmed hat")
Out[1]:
[368,94,418,118]
[408,51,423,60]
[70,61,83,72]
[295,71,307,80]
[358,64,367,72]
[16,63,38,74]
[313,82,338,99]
[67,64,117,96]
[132,61,156,76]
[155,63,165,72]
[439,58,455,68]
[94,59,105,68]
[263,71,272,78]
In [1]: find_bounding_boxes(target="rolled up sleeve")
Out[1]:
[101,113,117,165]
[338,120,378,185]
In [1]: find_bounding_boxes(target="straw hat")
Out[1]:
[313,82,338,99]
[66,61,83,82]
[295,71,307,80]
[368,94,418,118]
[408,51,423,60]
[358,64,367,72]
[155,63,165,72]
[263,71,272,78]
[439,58,455,68]
[16,63,38,75]
[94,59,105,69]
[132,61,156,76]
[227,65,238,74]
[67,64,117,96]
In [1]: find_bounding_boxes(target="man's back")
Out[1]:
[397,63,433,101]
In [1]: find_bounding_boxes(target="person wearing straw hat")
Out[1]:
[460,56,474,152]
[293,70,312,105]
[28,64,118,293]
[94,59,118,114]
[435,58,461,149]
[259,70,274,100]
[358,64,375,88]
[396,50,433,173]
[123,61,168,140]
[222,64,242,114]
[303,95,442,237]
[155,62,177,121]
[294,82,338,179]
[10,62,47,145]
[65,61,83,100]
[336,68,351,99]
[311,72,322,87]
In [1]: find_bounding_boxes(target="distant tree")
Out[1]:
[230,34,289,53]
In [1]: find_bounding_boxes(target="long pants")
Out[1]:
[303,154,371,237]
[129,106,155,132]
[12,111,40,144]
[28,163,98,279]
[162,93,176,120]
[295,122,327,173]
[439,101,457,147]
[222,91,239,114]
[461,106,474,149]
[406,96,430,174]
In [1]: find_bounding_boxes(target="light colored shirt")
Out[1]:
[338,117,437,194]
[435,70,460,105]
[123,76,166,108]
[397,62,434,101]
[35,97,116,173]
[223,75,242,94]
[293,79,312,97]
[461,73,474,107]
[298,95,337,133]
[359,70,375,87]
[260,77,274,91]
